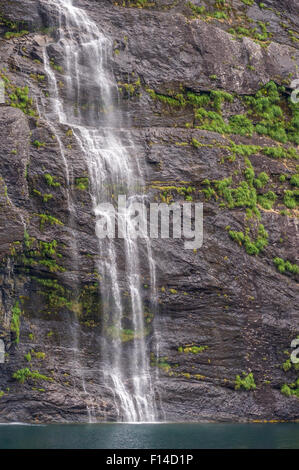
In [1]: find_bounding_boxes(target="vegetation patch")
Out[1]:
[75,177,89,191]
[35,214,64,231]
[16,234,65,274]
[281,382,299,398]
[118,77,141,98]
[273,258,299,275]
[116,1,156,9]
[4,30,29,39]
[35,278,71,313]
[33,140,45,149]
[0,13,29,39]
[12,368,51,384]
[11,301,22,343]
[76,284,101,325]
[235,372,256,391]
[228,224,268,256]
[281,350,299,399]
[150,354,173,373]
[146,82,299,153]
[0,72,36,116]
[49,58,63,73]
[150,184,196,204]
[283,190,299,209]
[178,345,208,354]
[44,174,60,188]
[105,325,149,342]
[32,189,53,203]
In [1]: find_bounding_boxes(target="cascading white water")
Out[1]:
[40,0,157,422]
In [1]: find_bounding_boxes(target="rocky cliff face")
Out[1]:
[0,0,298,423]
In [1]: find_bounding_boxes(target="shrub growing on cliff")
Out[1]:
[75,177,89,190]
[39,240,59,258]
[281,384,292,397]
[224,181,257,209]
[187,2,206,15]
[229,114,254,137]
[11,301,21,343]
[33,140,45,149]
[273,258,299,275]
[36,213,64,231]
[24,352,31,362]
[44,173,60,187]
[195,108,230,134]
[281,382,299,398]
[254,172,269,188]
[235,372,256,391]
[282,359,292,372]
[244,158,255,184]
[12,368,51,384]
[210,90,233,111]
[186,91,210,108]
[5,30,29,40]
[257,191,277,210]
[229,224,268,256]
[284,190,299,209]
[8,84,36,116]
[178,345,208,354]
[243,81,299,145]
[290,174,299,187]
[262,146,286,159]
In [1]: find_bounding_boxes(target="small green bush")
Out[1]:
[281,384,292,397]
[33,140,45,149]
[229,224,268,256]
[290,174,299,187]
[12,368,51,384]
[75,177,89,190]
[36,213,64,230]
[273,258,299,275]
[44,174,60,187]
[178,345,208,354]
[284,190,298,209]
[235,372,256,391]
[254,172,269,188]
[282,359,292,372]
[229,114,254,137]
[258,191,277,210]
[11,301,21,343]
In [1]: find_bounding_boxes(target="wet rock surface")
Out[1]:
[0,0,298,423]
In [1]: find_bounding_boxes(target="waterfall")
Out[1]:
[40,0,157,422]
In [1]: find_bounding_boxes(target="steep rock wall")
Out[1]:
[0,0,298,422]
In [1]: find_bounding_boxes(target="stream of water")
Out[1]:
[41,0,157,422]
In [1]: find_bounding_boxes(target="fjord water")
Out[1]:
[0,423,299,449]
[41,0,157,421]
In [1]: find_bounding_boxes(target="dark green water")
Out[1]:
[0,423,299,449]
